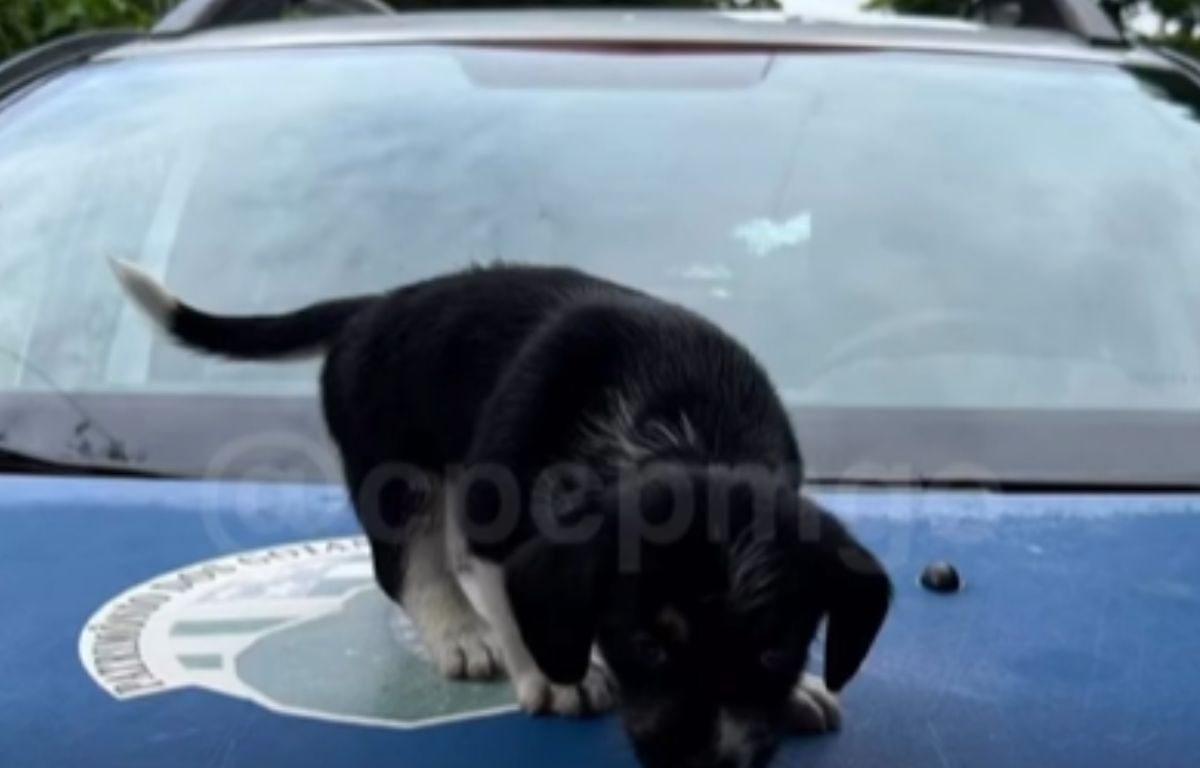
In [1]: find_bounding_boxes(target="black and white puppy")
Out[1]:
[111,260,891,768]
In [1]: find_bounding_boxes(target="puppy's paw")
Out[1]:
[786,674,841,734]
[515,663,616,717]
[427,622,505,681]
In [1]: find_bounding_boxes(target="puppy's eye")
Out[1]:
[632,633,667,667]
[760,650,791,671]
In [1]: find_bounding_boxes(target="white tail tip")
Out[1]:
[108,257,178,329]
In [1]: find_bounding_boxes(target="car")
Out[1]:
[1,2,1199,767]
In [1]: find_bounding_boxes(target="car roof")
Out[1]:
[94,10,1170,69]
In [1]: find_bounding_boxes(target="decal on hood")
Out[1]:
[79,537,515,729]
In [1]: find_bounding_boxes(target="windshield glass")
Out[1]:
[2,45,1200,470]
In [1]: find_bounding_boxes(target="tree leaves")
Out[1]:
[863,0,1199,44]
[1,0,165,60]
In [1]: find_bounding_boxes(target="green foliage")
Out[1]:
[1162,32,1200,55]
[1150,1,1198,44]
[0,0,171,60]
[865,0,1199,42]
[1149,0,1193,17]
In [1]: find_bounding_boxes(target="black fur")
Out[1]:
[140,263,890,768]
[171,293,371,359]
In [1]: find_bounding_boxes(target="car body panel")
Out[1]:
[3,475,1198,767]
[12,392,1200,489]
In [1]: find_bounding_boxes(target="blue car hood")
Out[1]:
[1,475,1197,768]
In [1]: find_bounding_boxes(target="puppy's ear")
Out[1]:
[807,504,892,693]
[505,527,612,685]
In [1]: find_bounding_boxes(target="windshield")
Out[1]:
[2,45,1200,476]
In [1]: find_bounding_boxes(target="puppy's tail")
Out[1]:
[109,257,375,360]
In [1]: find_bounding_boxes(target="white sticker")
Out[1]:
[732,212,812,258]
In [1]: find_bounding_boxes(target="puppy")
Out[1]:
[111,260,890,768]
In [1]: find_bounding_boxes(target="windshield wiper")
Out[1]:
[0,445,173,479]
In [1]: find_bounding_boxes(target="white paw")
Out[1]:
[787,674,841,734]
[515,663,616,717]
[427,622,505,680]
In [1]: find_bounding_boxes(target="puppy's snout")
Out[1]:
[714,711,777,768]
[627,706,778,768]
